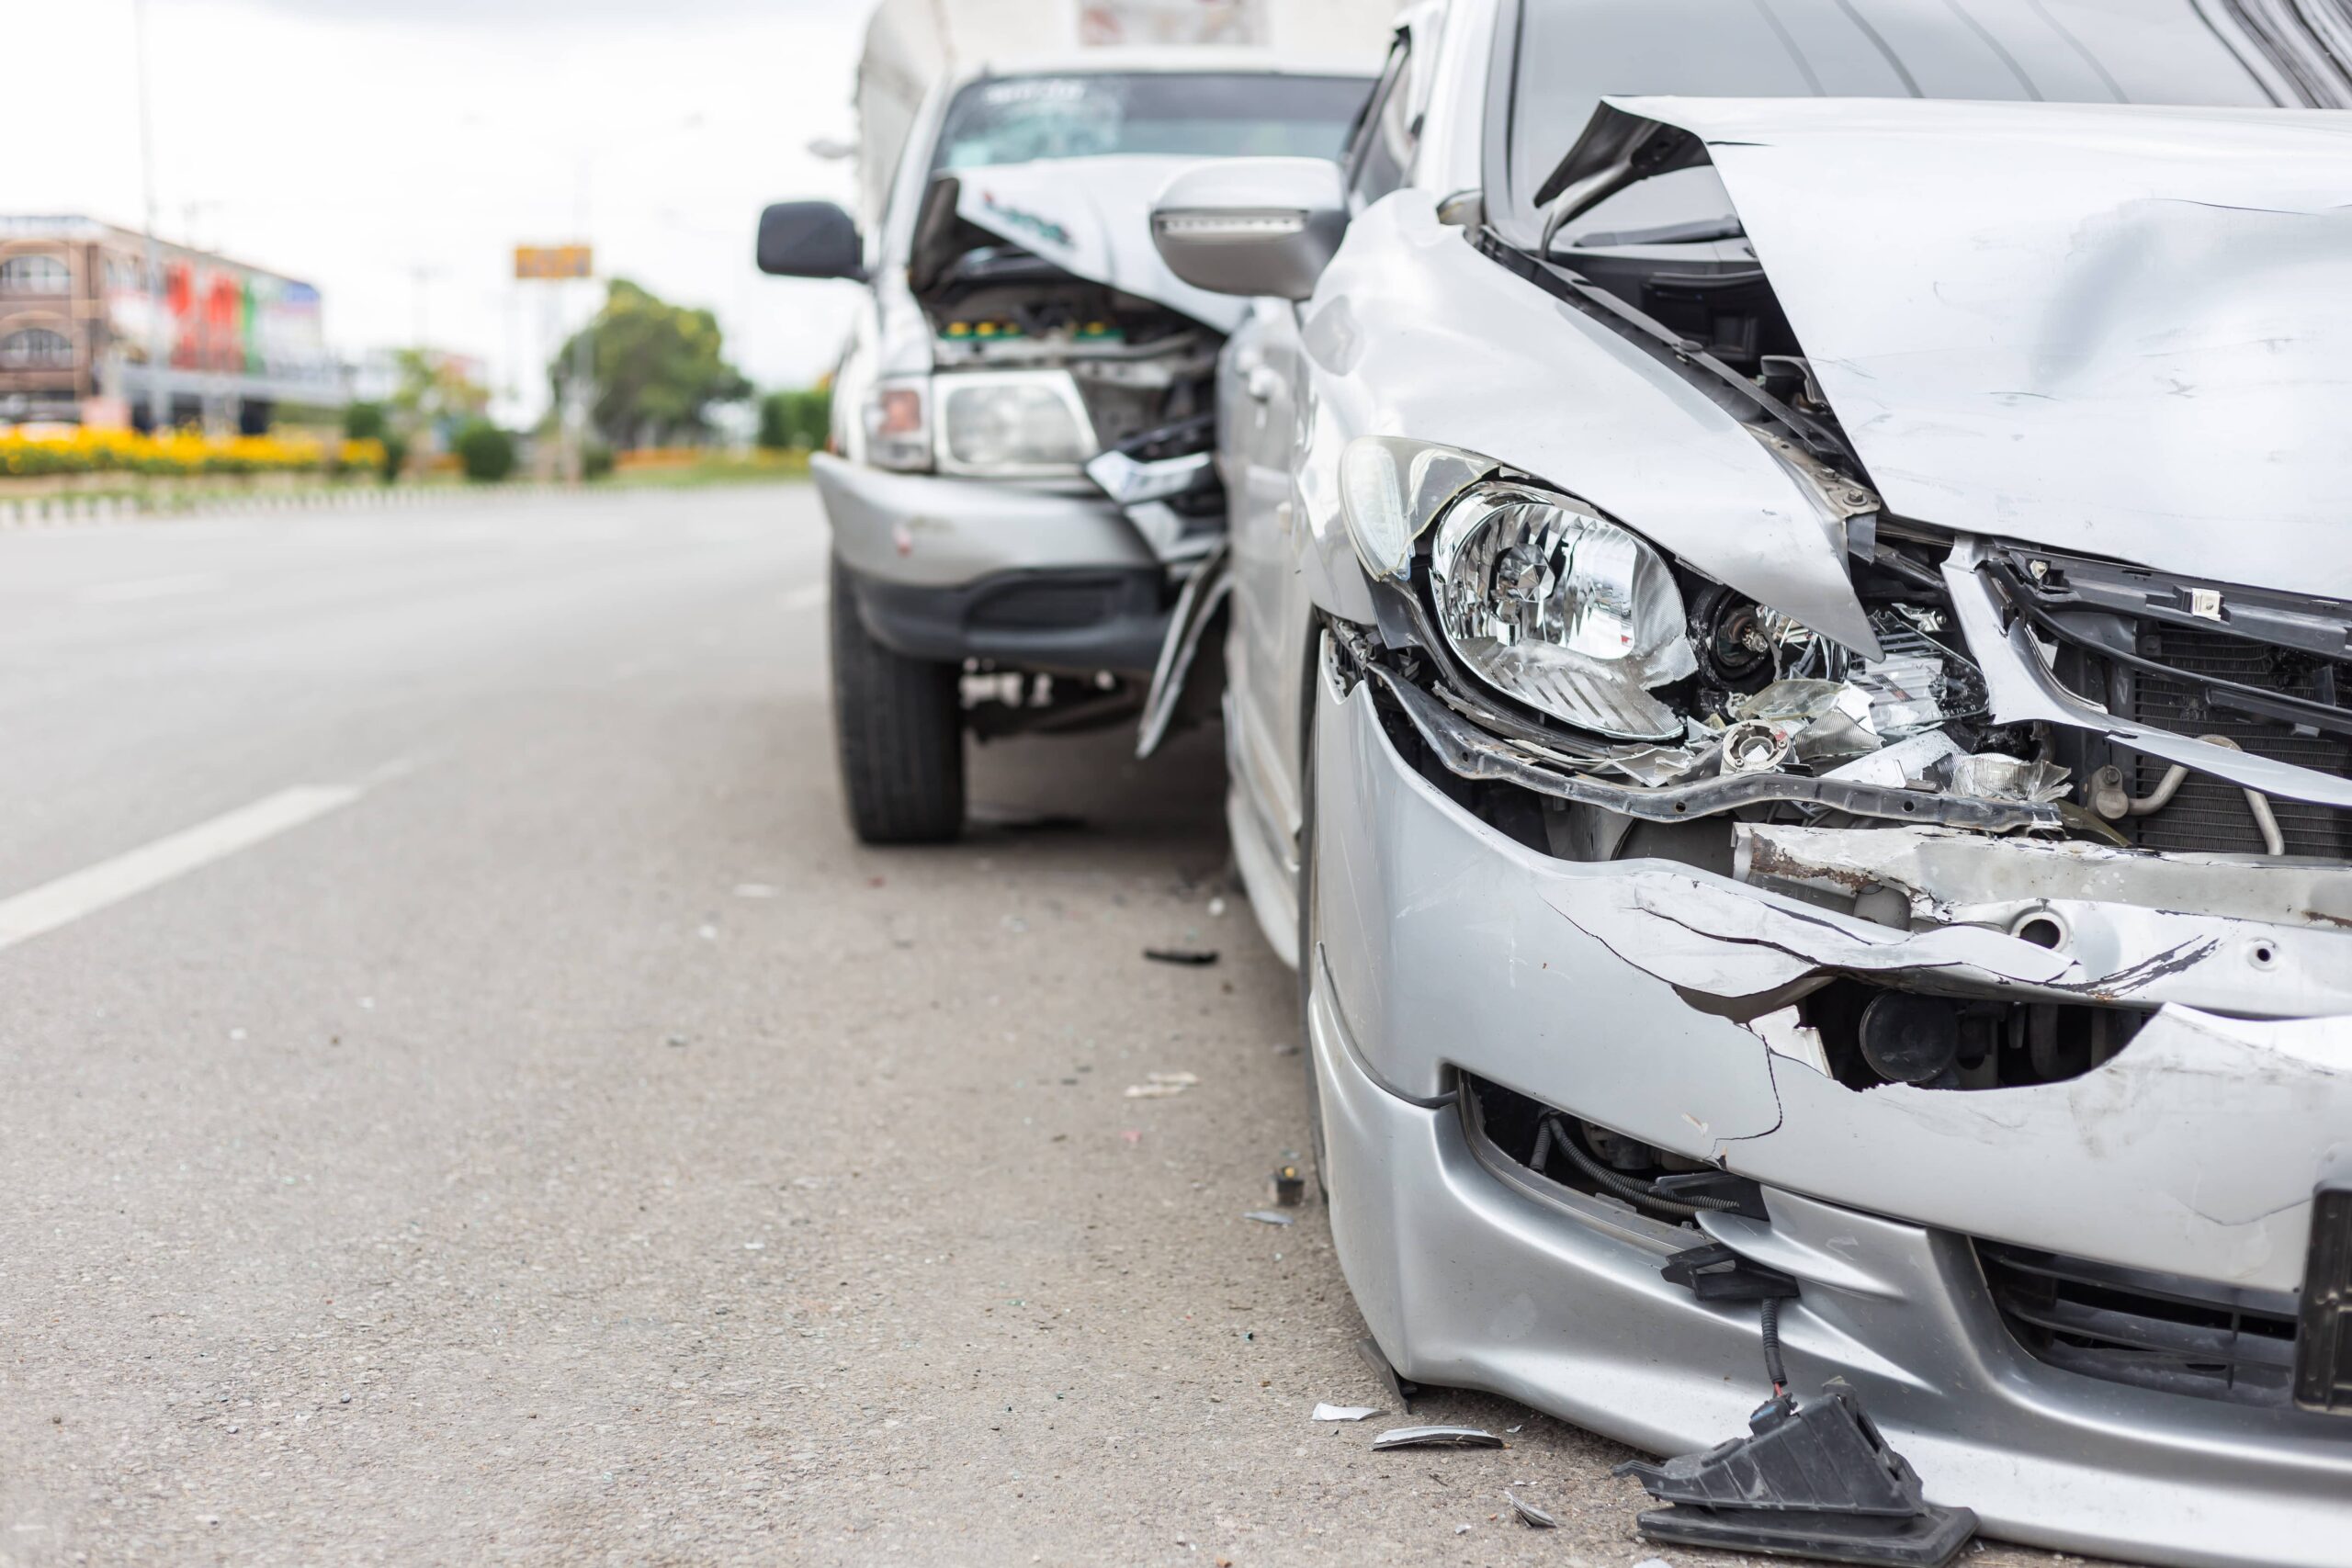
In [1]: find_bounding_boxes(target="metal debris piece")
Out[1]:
[1946,752,2070,804]
[1373,1425,1504,1450]
[1242,1210,1295,1226]
[1123,1071,1199,1100]
[1144,947,1220,966]
[1312,1403,1381,1421]
[1821,729,1965,792]
[1507,1492,1558,1529]
[1720,719,1792,775]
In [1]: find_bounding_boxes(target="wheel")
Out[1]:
[828,556,966,844]
[1295,635,1331,1200]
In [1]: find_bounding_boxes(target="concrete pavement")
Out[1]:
[0,486,2073,1566]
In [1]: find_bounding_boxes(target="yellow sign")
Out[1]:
[514,244,593,280]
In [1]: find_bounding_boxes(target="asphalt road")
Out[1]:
[0,487,2078,1568]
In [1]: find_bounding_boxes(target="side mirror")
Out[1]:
[756,200,865,281]
[1149,158,1347,301]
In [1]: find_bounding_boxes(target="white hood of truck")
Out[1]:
[949,155,1249,333]
[1598,97,2352,598]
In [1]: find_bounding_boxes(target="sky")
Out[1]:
[12,0,873,421]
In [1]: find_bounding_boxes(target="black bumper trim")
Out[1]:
[842,564,1170,678]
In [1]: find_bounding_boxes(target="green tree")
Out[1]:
[343,400,389,442]
[554,279,751,449]
[453,419,516,482]
[757,387,831,452]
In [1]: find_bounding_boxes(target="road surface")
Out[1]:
[0,487,2074,1566]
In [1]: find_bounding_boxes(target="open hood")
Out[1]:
[948,155,1249,333]
[1577,97,2352,599]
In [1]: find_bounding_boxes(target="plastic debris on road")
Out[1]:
[1242,1210,1295,1226]
[1123,1071,1199,1099]
[1372,1425,1504,1450]
[1312,1404,1380,1421]
[1143,947,1219,966]
[1507,1492,1557,1529]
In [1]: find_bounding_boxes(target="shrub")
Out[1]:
[582,441,616,480]
[454,421,515,483]
[757,388,831,451]
[344,401,389,443]
[380,433,410,481]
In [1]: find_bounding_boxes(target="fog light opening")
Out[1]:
[2009,908,2069,951]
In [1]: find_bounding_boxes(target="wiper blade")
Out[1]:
[1556,217,1745,250]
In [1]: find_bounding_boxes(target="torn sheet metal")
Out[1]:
[1595,96,2352,600]
[1371,1425,1504,1450]
[1135,541,1230,760]
[1734,822,2352,1018]
[1356,654,2058,833]
[951,156,1248,333]
[1944,537,2352,811]
[1539,867,2082,1009]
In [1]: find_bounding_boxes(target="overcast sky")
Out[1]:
[13,0,872,418]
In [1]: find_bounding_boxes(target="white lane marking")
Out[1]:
[77,572,223,604]
[0,784,365,954]
[780,581,827,612]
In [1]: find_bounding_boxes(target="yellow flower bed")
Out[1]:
[0,426,384,479]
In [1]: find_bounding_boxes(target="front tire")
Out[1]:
[829,557,966,844]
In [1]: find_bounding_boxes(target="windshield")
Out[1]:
[933,72,1369,170]
[1496,0,2281,250]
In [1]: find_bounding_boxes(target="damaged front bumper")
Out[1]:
[811,452,1172,677]
[1309,643,2352,1567]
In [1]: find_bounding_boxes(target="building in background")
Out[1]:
[0,215,345,432]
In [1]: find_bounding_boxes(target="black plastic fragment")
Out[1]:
[1616,1382,1976,1567]
[1142,948,1219,966]
[1661,1242,1799,1303]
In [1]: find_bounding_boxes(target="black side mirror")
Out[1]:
[756,201,865,281]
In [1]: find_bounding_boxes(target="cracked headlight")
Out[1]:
[933,370,1096,477]
[1428,482,1696,740]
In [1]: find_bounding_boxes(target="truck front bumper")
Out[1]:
[812,453,1170,676]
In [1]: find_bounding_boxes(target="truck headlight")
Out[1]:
[862,377,932,471]
[1428,482,1696,740]
[933,370,1095,476]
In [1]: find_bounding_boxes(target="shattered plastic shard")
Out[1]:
[1372,1425,1505,1450]
[1242,1210,1296,1226]
[1312,1404,1381,1421]
[1507,1492,1558,1529]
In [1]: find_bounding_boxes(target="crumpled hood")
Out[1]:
[948,155,1248,333]
[1594,96,2352,599]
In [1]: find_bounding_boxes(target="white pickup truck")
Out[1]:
[755,0,1386,841]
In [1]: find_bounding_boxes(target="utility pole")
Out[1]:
[131,0,168,434]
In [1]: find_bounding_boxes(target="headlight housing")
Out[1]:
[933,370,1096,477]
[862,377,932,472]
[1427,482,1696,740]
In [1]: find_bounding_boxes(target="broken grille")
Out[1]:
[1979,1242,2301,1409]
